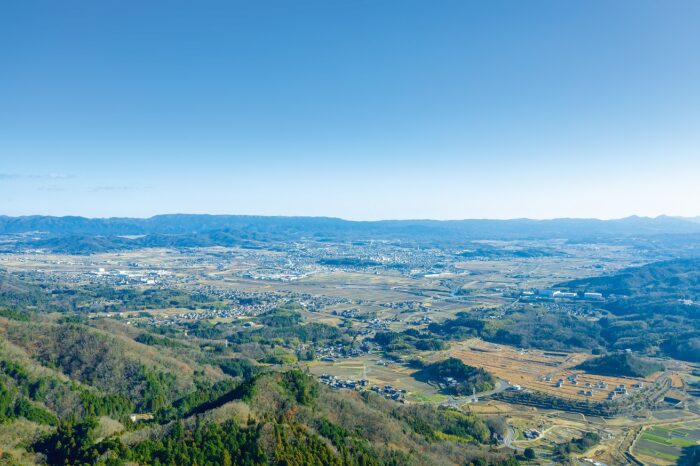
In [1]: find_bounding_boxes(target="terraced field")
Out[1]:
[632,421,700,465]
[449,338,656,401]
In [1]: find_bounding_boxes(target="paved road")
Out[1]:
[503,426,515,448]
[443,379,513,406]
[481,379,512,397]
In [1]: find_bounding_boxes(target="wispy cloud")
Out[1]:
[90,185,148,192]
[38,185,67,192]
[0,172,75,180]
[49,173,74,179]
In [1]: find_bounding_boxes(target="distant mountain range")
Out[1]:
[2,213,700,237]
[2,214,700,253]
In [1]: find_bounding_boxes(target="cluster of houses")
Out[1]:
[145,287,354,327]
[370,383,407,401]
[306,241,442,277]
[315,342,371,362]
[440,376,460,390]
[568,381,610,397]
[332,308,376,321]
[523,429,541,440]
[143,284,356,327]
[191,285,294,313]
[608,382,642,399]
[229,241,436,281]
[383,301,430,312]
[553,373,582,388]
[552,374,601,395]
[586,380,609,390]
[319,374,369,390]
[366,318,393,332]
[542,301,597,317]
[297,293,352,311]
[149,307,247,326]
[318,375,408,402]
[190,286,350,317]
[409,315,433,326]
[230,249,318,281]
[547,373,645,400]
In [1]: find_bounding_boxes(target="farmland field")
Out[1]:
[449,338,657,401]
[632,421,700,465]
[306,355,443,401]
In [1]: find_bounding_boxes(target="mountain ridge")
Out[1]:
[2,213,700,237]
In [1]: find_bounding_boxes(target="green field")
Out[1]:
[633,422,700,465]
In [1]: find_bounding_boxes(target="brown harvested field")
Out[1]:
[468,399,538,416]
[449,339,658,401]
[669,373,685,388]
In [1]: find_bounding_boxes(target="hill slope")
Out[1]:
[559,258,700,298]
[414,358,495,395]
[576,352,664,378]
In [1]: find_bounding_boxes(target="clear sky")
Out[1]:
[1,1,699,220]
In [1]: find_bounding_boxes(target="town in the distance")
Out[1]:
[0,214,699,465]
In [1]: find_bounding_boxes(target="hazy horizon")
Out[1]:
[1,212,699,223]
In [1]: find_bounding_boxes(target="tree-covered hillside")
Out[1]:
[560,258,700,299]
[0,274,519,466]
[414,358,495,395]
[558,258,700,362]
[576,352,664,378]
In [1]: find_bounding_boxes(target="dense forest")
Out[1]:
[413,358,495,395]
[576,352,664,378]
[423,310,604,353]
[559,258,700,362]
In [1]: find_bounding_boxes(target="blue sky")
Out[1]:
[1,0,699,219]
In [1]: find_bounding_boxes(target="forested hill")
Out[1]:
[576,353,664,378]
[0,311,519,465]
[558,258,700,298]
[558,259,700,362]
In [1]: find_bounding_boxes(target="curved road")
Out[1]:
[503,426,515,448]
[441,379,513,407]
